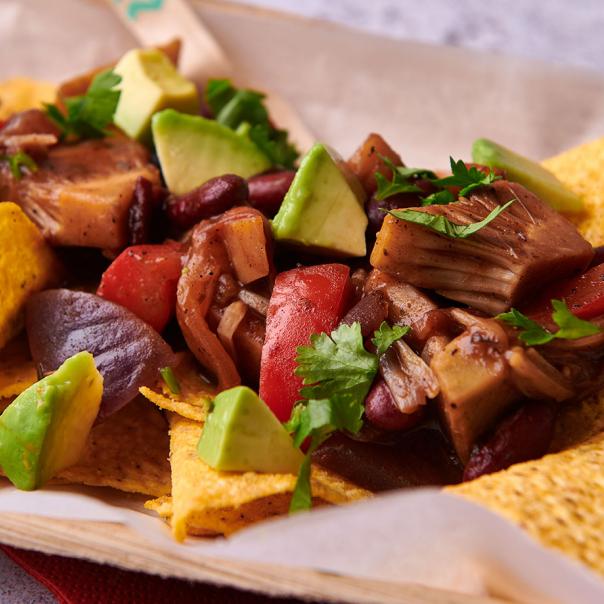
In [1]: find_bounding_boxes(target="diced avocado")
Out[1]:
[113,49,199,144]
[472,138,583,213]
[0,351,103,490]
[272,143,368,257]
[151,109,272,195]
[197,386,303,474]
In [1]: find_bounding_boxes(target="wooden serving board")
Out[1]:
[0,512,510,603]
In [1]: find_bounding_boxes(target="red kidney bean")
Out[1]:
[248,170,295,217]
[340,291,388,337]
[366,178,435,238]
[463,401,555,481]
[128,176,156,245]
[166,174,248,229]
[365,378,423,432]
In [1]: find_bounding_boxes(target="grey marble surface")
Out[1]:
[1,1,602,602]
[241,0,604,74]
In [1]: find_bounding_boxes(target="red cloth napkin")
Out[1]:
[2,546,302,604]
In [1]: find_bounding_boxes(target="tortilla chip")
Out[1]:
[543,136,604,245]
[0,334,37,399]
[0,203,58,350]
[448,431,604,576]
[55,397,170,497]
[0,78,57,120]
[139,353,214,422]
[164,413,370,540]
[551,390,604,453]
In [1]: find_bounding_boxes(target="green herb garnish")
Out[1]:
[45,69,121,140]
[421,190,456,206]
[286,321,408,512]
[160,367,181,395]
[388,199,513,239]
[433,157,502,197]
[497,300,602,346]
[371,321,409,356]
[374,156,435,201]
[205,78,299,169]
[1,151,37,180]
[375,155,501,206]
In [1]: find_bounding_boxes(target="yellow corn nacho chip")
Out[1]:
[0,203,58,350]
[551,389,604,453]
[140,353,213,422]
[55,397,171,497]
[0,334,37,399]
[0,78,57,120]
[164,413,370,540]
[543,136,604,245]
[448,431,604,576]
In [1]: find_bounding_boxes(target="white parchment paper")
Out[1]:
[1,1,604,602]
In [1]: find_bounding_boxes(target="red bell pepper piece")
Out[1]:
[523,262,604,326]
[97,243,184,333]
[259,264,351,422]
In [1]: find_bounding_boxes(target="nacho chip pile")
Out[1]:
[449,428,604,576]
[149,413,370,541]
[543,136,604,245]
[0,203,58,349]
[0,78,56,121]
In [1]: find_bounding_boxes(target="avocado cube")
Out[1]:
[472,138,583,213]
[114,49,199,144]
[0,351,103,490]
[197,386,303,474]
[152,109,272,195]
[272,143,368,257]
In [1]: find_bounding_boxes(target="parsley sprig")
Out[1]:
[497,300,602,346]
[374,157,435,201]
[285,321,407,512]
[376,155,501,207]
[45,70,121,140]
[433,157,501,197]
[205,79,299,169]
[0,151,37,180]
[388,199,514,240]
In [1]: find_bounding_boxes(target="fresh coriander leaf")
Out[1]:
[497,300,602,345]
[375,172,422,200]
[434,157,501,197]
[249,123,299,169]
[496,308,554,345]
[374,156,433,201]
[205,78,299,168]
[372,321,410,356]
[421,190,456,206]
[214,90,268,130]
[295,322,378,404]
[287,395,365,513]
[379,156,435,181]
[389,199,513,239]
[286,321,380,512]
[45,69,121,140]
[289,446,313,512]
[44,103,68,132]
[551,299,602,340]
[289,432,328,513]
[1,151,37,180]
[205,78,236,117]
[160,367,181,394]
